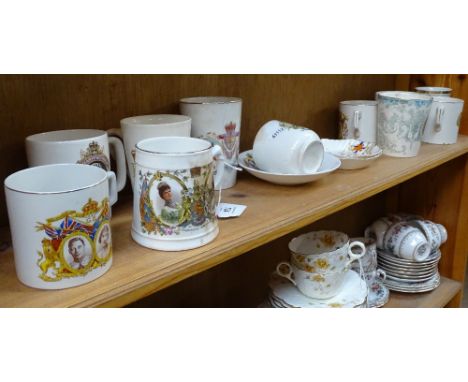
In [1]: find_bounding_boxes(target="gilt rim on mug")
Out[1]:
[180,96,242,104]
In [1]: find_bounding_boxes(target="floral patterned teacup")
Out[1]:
[289,231,366,274]
[276,261,349,299]
[408,219,447,252]
[383,222,430,261]
[350,236,377,274]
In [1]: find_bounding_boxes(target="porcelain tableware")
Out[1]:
[366,279,390,308]
[238,150,340,185]
[112,115,191,189]
[252,120,324,174]
[289,231,366,273]
[376,91,433,157]
[408,220,447,251]
[350,237,377,273]
[364,217,394,249]
[322,139,382,170]
[422,97,464,144]
[339,100,377,142]
[132,136,224,251]
[383,273,440,293]
[26,129,127,192]
[180,96,242,190]
[4,164,118,289]
[383,222,430,261]
[415,86,452,97]
[269,269,367,308]
[276,261,349,299]
[378,248,440,266]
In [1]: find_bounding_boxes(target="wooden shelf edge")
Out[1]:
[383,276,462,308]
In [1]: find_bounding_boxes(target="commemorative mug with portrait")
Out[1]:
[376,91,433,157]
[132,136,224,251]
[339,100,377,143]
[4,164,118,289]
[26,129,127,192]
[289,231,366,274]
[415,86,452,97]
[111,115,192,189]
[180,97,242,190]
[422,97,464,144]
[252,120,324,174]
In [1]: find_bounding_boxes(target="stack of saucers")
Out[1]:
[264,270,368,308]
[377,249,441,293]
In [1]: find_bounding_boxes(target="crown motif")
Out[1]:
[225,122,236,132]
[86,141,104,155]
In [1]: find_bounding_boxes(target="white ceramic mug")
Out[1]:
[415,87,452,97]
[111,115,192,189]
[26,129,126,192]
[252,120,324,174]
[132,136,224,251]
[422,97,464,144]
[180,97,242,190]
[376,91,433,157]
[339,100,377,143]
[4,164,118,289]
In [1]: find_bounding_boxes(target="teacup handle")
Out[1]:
[435,106,445,132]
[108,136,127,192]
[346,241,366,267]
[376,269,386,281]
[353,110,361,139]
[276,262,297,286]
[211,145,225,190]
[106,171,118,206]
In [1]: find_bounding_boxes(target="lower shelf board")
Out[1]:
[383,276,462,308]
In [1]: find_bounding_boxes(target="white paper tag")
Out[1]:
[216,203,247,218]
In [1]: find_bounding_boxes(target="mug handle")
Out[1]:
[276,262,296,286]
[107,127,122,139]
[376,269,386,281]
[211,145,225,190]
[435,106,445,132]
[346,241,366,267]
[106,171,118,206]
[108,136,127,192]
[353,110,361,139]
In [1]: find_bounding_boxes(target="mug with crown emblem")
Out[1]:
[180,97,242,190]
[26,129,127,192]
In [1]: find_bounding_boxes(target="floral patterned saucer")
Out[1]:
[268,269,367,308]
[322,139,382,170]
[366,279,390,308]
[238,150,341,185]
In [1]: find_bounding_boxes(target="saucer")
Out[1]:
[269,269,367,308]
[366,279,390,308]
[238,151,341,185]
[322,139,382,170]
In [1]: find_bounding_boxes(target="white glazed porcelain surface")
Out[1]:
[26,129,127,192]
[339,100,377,142]
[350,236,377,273]
[180,97,242,189]
[422,97,464,144]
[289,231,366,273]
[383,222,430,261]
[252,120,324,174]
[269,270,367,308]
[322,139,382,170]
[238,151,340,185]
[117,114,191,188]
[415,87,452,97]
[376,91,433,157]
[132,137,222,251]
[276,262,348,299]
[4,164,117,289]
[408,220,446,251]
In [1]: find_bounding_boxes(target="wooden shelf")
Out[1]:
[384,276,462,308]
[1,137,468,307]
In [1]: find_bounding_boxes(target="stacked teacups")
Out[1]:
[365,213,447,293]
[252,120,324,174]
[276,231,366,300]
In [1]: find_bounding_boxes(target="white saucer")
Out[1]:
[238,151,341,185]
[269,270,367,308]
[322,139,382,170]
